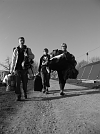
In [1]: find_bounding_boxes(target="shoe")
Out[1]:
[45,91,49,94]
[17,95,21,101]
[25,95,27,99]
[46,88,48,92]
[42,90,46,93]
[60,92,65,96]
[17,98,21,101]
[42,88,46,93]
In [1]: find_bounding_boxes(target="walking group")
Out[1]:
[8,36,77,101]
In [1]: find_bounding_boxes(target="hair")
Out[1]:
[18,37,25,43]
[61,43,67,48]
[44,48,49,53]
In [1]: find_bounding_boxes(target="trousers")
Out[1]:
[41,71,50,89]
[14,70,28,98]
[57,70,66,91]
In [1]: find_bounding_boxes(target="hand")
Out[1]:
[50,57,54,60]
[10,71,15,75]
[42,61,48,65]
[22,61,25,68]
[37,72,40,75]
[10,70,13,74]
[24,52,28,57]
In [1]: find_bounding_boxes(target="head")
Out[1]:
[61,43,67,52]
[18,37,25,46]
[43,48,49,55]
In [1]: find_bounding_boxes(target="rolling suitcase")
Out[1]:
[33,74,43,91]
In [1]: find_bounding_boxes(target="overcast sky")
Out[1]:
[0,0,100,69]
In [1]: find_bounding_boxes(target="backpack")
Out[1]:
[62,52,77,67]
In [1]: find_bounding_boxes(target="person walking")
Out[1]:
[51,43,77,95]
[10,37,35,101]
[38,48,50,94]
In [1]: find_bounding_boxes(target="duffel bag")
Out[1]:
[33,74,43,91]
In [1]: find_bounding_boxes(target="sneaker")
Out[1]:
[17,95,21,101]
[45,91,49,94]
[17,98,21,101]
[42,90,46,93]
[45,87,49,94]
[46,88,48,92]
[60,92,65,96]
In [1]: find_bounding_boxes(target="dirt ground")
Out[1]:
[1,79,100,134]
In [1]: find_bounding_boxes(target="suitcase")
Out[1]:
[33,74,43,91]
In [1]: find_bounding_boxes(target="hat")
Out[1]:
[61,43,67,48]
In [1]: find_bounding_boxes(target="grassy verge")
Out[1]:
[51,78,100,89]
[66,79,100,89]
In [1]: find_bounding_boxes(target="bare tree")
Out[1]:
[76,60,88,70]
[0,57,11,72]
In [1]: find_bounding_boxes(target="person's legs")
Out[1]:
[21,70,28,99]
[15,70,22,100]
[41,72,46,93]
[57,70,66,95]
[45,73,50,93]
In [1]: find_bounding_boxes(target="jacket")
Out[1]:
[38,54,50,72]
[10,46,35,73]
[51,50,77,66]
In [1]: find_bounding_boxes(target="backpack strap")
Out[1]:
[15,45,28,54]
[23,45,29,55]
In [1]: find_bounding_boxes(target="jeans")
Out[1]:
[14,70,28,98]
[41,71,50,90]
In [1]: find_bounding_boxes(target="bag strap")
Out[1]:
[15,45,28,55]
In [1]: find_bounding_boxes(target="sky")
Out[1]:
[0,0,100,69]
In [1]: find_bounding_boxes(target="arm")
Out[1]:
[10,48,18,73]
[50,53,64,60]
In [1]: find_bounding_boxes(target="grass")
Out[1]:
[51,78,100,89]
[66,79,100,89]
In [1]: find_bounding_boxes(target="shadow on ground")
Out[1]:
[24,87,100,102]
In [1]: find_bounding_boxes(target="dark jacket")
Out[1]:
[61,51,77,66]
[38,54,50,72]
